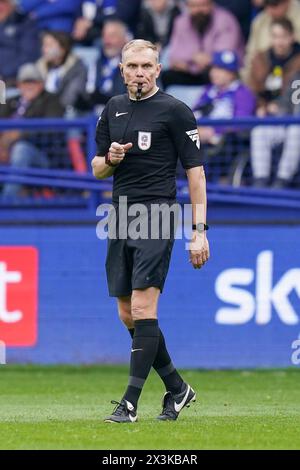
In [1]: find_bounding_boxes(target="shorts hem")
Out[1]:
[132,282,164,293]
[108,282,165,297]
[108,290,132,298]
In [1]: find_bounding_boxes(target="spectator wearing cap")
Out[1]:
[162,0,244,88]
[0,0,40,84]
[194,50,256,145]
[0,63,64,198]
[243,0,300,82]
[248,18,300,112]
[35,30,87,108]
[191,50,256,183]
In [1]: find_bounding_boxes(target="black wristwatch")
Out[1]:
[192,223,209,232]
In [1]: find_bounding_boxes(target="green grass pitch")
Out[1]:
[0,365,300,450]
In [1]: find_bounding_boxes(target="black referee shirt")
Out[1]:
[95,89,203,203]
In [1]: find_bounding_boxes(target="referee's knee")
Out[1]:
[117,296,134,328]
[118,310,134,328]
[131,294,158,321]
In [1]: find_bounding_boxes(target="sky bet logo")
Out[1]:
[0,247,38,346]
[215,251,300,325]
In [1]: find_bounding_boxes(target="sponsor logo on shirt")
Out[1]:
[186,129,200,149]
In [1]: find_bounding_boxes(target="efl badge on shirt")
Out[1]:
[138,131,152,151]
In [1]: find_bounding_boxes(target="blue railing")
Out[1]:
[0,116,98,213]
[197,116,300,126]
[0,115,300,221]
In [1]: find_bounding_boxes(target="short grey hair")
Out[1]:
[121,39,159,63]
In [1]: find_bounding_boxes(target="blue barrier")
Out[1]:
[0,115,299,155]
[1,223,299,368]
[1,167,300,209]
[0,115,300,221]
[0,116,97,213]
[197,116,300,126]
[0,116,97,130]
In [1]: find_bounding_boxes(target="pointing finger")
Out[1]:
[123,142,133,152]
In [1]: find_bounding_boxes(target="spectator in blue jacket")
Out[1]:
[72,0,142,45]
[75,19,128,110]
[0,0,40,84]
[72,1,99,45]
[18,0,83,33]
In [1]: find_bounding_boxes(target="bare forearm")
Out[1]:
[187,165,210,269]
[186,166,207,225]
[91,156,115,179]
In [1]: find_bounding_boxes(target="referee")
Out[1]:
[92,39,210,423]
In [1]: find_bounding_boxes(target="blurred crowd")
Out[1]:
[1,0,300,195]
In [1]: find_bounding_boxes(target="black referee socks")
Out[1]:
[123,319,159,408]
[153,329,184,395]
[128,327,184,396]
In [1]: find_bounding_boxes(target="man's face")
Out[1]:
[187,0,213,17]
[266,0,290,19]
[18,81,44,102]
[120,48,161,98]
[187,0,213,34]
[271,24,294,56]
[148,0,169,13]
[0,0,14,22]
[102,23,127,58]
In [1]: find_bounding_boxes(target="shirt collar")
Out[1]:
[129,87,160,102]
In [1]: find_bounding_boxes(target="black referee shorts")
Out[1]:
[105,200,177,297]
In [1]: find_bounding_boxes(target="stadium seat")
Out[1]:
[165,85,204,108]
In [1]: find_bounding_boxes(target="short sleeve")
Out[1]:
[168,101,204,170]
[95,104,111,156]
